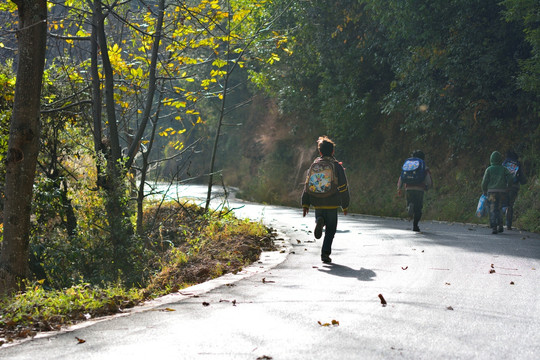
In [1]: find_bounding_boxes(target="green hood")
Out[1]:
[490,151,503,165]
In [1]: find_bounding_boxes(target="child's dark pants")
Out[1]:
[315,208,338,256]
[406,190,424,228]
[488,192,507,230]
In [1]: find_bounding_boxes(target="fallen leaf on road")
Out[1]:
[202,302,210,306]
[378,294,387,306]
[161,308,176,312]
[262,278,275,284]
[510,281,515,285]
[489,269,496,274]
[312,266,319,269]
[296,240,301,244]
[446,306,454,311]
[401,266,408,270]
[256,356,273,360]
[491,264,495,269]
[75,337,86,344]
[445,282,451,285]
[317,320,339,327]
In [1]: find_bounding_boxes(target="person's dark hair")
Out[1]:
[317,136,335,157]
[506,149,518,160]
[412,150,425,160]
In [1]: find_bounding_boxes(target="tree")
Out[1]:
[203,0,292,211]
[501,0,540,96]
[0,0,47,295]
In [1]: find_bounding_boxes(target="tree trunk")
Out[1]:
[0,0,47,295]
[90,0,134,274]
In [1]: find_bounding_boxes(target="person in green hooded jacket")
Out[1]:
[481,151,513,234]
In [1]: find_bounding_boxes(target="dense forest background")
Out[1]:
[0,0,538,297]
[192,0,540,231]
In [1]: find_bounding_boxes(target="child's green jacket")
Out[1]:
[481,151,512,193]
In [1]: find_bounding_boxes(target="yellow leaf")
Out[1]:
[212,58,227,68]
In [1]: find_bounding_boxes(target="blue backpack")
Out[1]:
[400,157,426,185]
[502,159,519,184]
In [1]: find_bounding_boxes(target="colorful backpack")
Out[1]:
[400,157,426,185]
[502,159,519,183]
[306,157,338,197]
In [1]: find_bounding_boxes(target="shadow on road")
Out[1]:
[341,214,540,261]
[317,263,376,281]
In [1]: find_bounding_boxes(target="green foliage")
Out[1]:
[0,282,142,333]
[501,0,540,95]
[219,0,540,233]
[27,198,273,290]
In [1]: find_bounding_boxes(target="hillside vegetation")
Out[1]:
[202,0,540,232]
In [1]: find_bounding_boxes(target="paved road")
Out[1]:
[2,193,540,359]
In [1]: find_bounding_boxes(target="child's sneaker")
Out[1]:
[314,217,324,239]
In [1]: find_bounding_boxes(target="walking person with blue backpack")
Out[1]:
[502,150,527,230]
[302,136,350,263]
[397,150,433,232]
[481,151,513,234]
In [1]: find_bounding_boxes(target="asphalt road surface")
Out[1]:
[2,189,539,359]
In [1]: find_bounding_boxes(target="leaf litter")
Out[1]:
[318,319,339,327]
